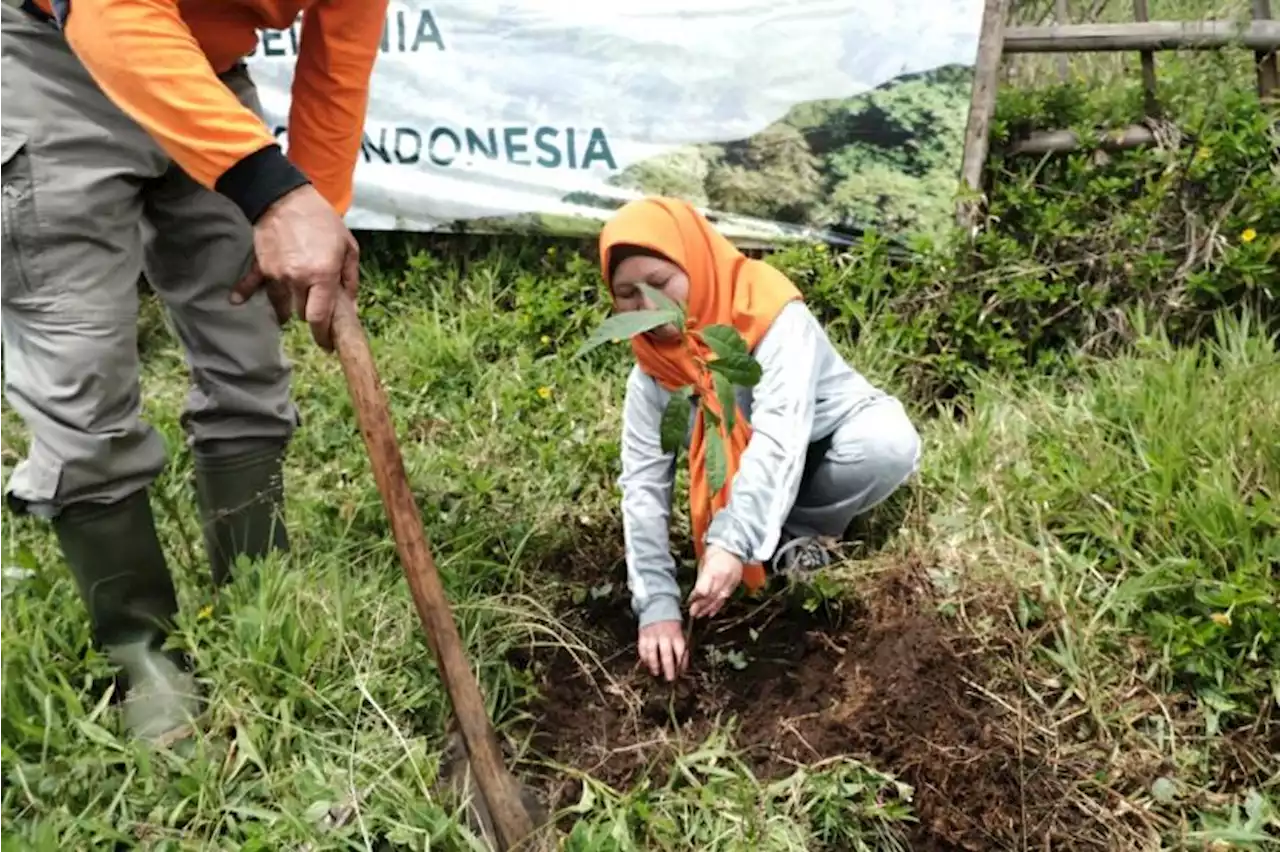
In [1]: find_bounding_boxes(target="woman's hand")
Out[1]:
[638,619,688,681]
[688,544,743,619]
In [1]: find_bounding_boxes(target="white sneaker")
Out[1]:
[771,535,833,577]
[107,640,203,746]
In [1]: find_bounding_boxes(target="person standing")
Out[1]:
[1,0,388,742]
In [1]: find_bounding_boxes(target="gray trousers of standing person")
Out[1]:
[1,3,296,735]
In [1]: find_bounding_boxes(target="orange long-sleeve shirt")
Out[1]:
[28,0,388,221]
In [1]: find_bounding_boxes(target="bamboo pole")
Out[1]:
[1054,0,1070,79]
[957,0,1010,232]
[1002,20,1280,53]
[1256,0,1279,99]
[1005,123,1169,155]
[1133,0,1160,115]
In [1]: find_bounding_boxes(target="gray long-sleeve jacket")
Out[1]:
[618,300,886,627]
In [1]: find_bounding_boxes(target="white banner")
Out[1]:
[245,1,985,243]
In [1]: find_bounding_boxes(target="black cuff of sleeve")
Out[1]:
[215,144,312,223]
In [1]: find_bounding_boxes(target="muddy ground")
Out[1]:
[510,538,1119,852]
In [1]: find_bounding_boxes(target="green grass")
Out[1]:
[0,248,915,851]
[930,310,1279,710]
[5,3,1278,844]
[2,241,1276,850]
[914,312,1278,847]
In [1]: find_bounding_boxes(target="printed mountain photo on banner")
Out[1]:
[584,64,974,242]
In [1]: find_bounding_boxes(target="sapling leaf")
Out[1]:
[700,324,749,359]
[713,372,737,432]
[707,354,763,388]
[700,324,762,387]
[575,308,681,358]
[705,428,728,494]
[702,404,721,431]
[660,390,691,455]
[636,282,685,330]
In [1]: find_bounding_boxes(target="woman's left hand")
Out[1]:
[688,545,743,619]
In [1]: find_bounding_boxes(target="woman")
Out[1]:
[603,197,922,682]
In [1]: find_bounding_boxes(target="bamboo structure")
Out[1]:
[956,1,1280,230]
[1007,123,1157,155]
[1002,20,1280,53]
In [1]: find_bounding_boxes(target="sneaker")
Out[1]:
[107,639,204,747]
[771,535,833,577]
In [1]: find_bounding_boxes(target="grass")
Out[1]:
[8,2,1278,846]
[913,311,1279,847]
[2,238,1276,850]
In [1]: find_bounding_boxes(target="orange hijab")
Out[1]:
[599,197,802,592]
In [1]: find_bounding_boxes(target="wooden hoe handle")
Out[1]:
[330,296,537,849]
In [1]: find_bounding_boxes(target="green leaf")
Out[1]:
[575,308,680,358]
[74,720,120,749]
[703,404,721,430]
[637,282,685,330]
[707,354,762,388]
[705,428,728,494]
[713,372,737,432]
[660,390,691,455]
[700,324,750,359]
[700,324,762,387]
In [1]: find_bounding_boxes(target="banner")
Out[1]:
[245,1,985,244]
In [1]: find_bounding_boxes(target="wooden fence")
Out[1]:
[956,0,1280,228]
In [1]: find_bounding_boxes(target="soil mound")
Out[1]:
[518,555,1093,851]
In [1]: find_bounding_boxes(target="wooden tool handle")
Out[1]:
[331,297,537,849]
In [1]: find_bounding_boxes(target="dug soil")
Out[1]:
[515,543,1094,851]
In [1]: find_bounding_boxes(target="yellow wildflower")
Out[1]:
[1209,612,1231,627]
[536,386,553,400]
[198,604,214,620]
[1240,228,1257,244]
[540,335,551,345]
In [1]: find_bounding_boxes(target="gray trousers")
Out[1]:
[691,389,920,553]
[784,397,920,542]
[1,5,298,518]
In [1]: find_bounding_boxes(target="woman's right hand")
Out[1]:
[638,619,687,682]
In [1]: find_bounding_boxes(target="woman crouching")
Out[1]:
[602,197,922,682]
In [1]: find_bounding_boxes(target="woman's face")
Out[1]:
[609,253,690,343]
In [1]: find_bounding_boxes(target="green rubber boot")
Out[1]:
[193,440,290,588]
[53,490,202,744]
